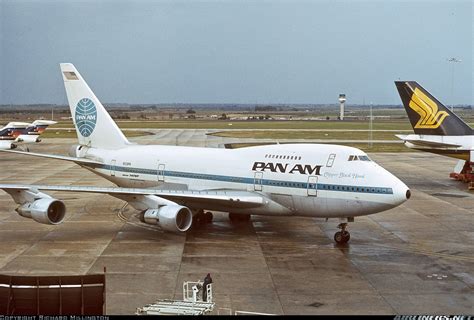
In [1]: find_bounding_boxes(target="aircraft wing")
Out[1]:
[0,184,265,209]
[0,149,103,165]
[395,134,462,148]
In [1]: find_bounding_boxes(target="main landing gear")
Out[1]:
[193,210,213,225]
[334,222,350,244]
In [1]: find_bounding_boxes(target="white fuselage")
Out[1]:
[76,143,409,218]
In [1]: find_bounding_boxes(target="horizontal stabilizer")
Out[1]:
[0,149,103,165]
[395,134,462,148]
[31,120,57,126]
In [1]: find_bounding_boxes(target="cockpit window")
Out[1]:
[348,155,371,161]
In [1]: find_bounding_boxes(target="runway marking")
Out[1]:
[117,202,129,222]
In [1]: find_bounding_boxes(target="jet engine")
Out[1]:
[16,198,66,225]
[139,205,193,233]
[0,141,16,150]
[16,135,40,143]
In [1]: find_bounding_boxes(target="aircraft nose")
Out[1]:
[392,181,411,206]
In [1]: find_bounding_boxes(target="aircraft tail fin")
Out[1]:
[60,63,130,149]
[395,81,472,136]
[28,120,57,134]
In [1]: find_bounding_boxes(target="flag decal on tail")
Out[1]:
[75,98,97,137]
[63,71,79,80]
[409,87,449,129]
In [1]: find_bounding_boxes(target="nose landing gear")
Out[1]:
[334,222,350,244]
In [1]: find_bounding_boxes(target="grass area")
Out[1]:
[41,130,152,138]
[51,120,416,130]
[209,130,403,140]
[226,142,413,153]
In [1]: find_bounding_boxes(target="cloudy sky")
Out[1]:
[1,0,472,105]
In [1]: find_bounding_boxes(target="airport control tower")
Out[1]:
[339,94,346,120]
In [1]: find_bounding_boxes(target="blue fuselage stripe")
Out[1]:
[97,164,393,195]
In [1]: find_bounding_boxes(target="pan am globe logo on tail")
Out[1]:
[75,98,97,137]
[409,88,449,129]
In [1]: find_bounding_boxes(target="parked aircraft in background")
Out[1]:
[395,81,473,189]
[0,120,57,150]
[0,64,410,244]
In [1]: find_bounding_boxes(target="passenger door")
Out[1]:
[158,163,165,182]
[307,176,317,196]
[326,153,336,167]
[254,172,263,191]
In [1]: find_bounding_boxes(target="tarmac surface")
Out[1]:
[0,132,473,315]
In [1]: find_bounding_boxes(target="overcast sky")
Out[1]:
[1,0,472,105]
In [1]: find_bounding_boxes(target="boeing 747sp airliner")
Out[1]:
[0,64,410,244]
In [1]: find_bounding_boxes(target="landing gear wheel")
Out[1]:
[204,211,213,223]
[191,210,204,228]
[334,231,350,244]
[334,222,350,244]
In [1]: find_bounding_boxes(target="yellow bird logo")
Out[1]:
[409,88,449,129]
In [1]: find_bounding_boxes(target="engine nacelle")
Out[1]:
[17,134,40,143]
[0,140,16,150]
[16,198,66,225]
[68,144,89,158]
[140,205,193,233]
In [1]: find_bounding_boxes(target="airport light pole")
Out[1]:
[447,57,461,112]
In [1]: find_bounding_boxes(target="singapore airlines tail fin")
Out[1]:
[395,81,473,136]
[60,63,130,149]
